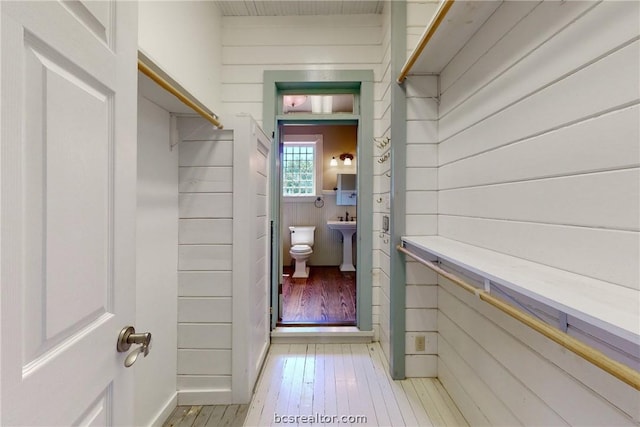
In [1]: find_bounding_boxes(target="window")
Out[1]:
[282,135,323,198]
[282,94,355,114]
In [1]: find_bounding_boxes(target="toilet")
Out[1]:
[289,226,315,278]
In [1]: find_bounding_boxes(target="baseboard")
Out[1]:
[177,389,233,406]
[148,392,177,427]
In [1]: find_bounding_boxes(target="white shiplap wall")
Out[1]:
[220,14,383,126]
[231,115,271,403]
[438,0,639,289]
[177,119,234,404]
[221,12,386,344]
[135,96,179,426]
[406,1,439,62]
[402,1,440,377]
[430,1,639,424]
[373,0,392,359]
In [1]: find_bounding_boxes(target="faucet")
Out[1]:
[345,212,349,221]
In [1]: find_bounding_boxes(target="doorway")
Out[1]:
[279,123,358,326]
[263,70,374,333]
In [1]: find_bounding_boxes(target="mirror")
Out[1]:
[336,173,357,206]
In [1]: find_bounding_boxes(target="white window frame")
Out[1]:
[282,134,323,201]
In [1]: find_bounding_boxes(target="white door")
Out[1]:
[1,1,138,425]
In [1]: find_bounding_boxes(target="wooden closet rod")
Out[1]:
[396,244,640,391]
[137,59,223,129]
[397,0,455,83]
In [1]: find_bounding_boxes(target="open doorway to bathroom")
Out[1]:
[279,122,358,326]
[264,70,374,333]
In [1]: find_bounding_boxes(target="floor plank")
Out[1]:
[281,267,356,325]
[164,405,248,427]
[177,406,203,427]
[219,405,239,427]
[350,344,387,426]
[233,405,249,427]
[166,344,468,427]
[204,406,227,427]
[244,343,467,427]
[192,406,215,427]
[163,406,189,427]
[365,344,406,426]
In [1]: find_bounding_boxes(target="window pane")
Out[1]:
[283,143,316,196]
[283,94,354,114]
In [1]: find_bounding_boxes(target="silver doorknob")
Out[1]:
[117,326,152,367]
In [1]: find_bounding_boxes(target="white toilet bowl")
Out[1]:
[289,226,315,278]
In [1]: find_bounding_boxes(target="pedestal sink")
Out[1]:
[327,220,356,272]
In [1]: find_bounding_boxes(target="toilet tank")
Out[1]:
[289,226,316,246]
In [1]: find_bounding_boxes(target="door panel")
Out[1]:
[1,2,137,425]
[24,35,112,359]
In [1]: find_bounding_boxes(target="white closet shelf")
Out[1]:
[401,236,639,344]
[398,1,501,81]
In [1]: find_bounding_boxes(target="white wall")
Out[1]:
[403,73,438,377]
[221,13,383,127]
[177,120,234,404]
[404,0,639,424]
[138,1,223,113]
[135,96,179,426]
[231,115,271,403]
[400,1,440,377]
[176,116,271,405]
[437,1,639,289]
[222,12,385,344]
[373,0,392,360]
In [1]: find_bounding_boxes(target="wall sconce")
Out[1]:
[340,153,353,166]
[330,156,338,167]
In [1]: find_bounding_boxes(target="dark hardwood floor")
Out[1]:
[280,266,356,325]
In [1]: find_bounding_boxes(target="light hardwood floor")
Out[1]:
[163,404,249,427]
[244,343,468,427]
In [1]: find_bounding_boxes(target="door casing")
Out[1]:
[263,71,374,332]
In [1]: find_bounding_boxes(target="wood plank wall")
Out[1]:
[373,1,392,361]
[401,1,440,377]
[221,14,384,127]
[437,1,639,289]
[402,1,639,424]
[221,11,387,347]
[177,118,235,403]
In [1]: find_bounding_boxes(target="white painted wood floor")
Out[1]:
[244,343,468,427]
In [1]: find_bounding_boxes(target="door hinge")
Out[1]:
[270,306,273,315]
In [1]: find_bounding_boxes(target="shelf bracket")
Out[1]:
[559,312,569,333]
[170,114,180,149]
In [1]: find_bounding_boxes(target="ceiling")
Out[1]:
[216,1,384,16]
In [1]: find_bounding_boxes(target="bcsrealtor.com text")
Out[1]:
[273,413,368,424]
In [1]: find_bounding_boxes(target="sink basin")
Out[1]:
[327,220,356,231]
[327,221,357,271]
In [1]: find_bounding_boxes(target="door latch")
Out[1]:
[117,326,152,367]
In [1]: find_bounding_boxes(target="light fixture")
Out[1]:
[283,95,308,108]
[330,156,338,167]
[340,153,353,166]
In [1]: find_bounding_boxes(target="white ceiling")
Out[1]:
[216,1,384,16]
